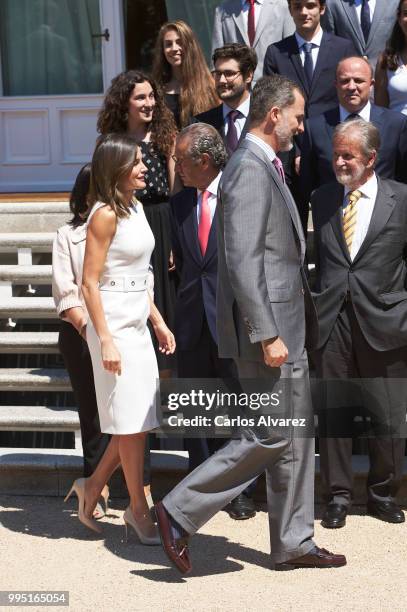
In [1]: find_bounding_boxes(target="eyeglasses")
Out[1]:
[211,69,241,81]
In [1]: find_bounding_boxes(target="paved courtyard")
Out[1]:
[1,496,406,612]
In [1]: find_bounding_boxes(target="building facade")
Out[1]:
[0,0,218,192]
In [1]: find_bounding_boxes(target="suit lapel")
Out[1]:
[341,0,364,48]
[309,32,329,97]
[203,213,218,265]
[182,191,202,265]
[329,183,352,263]
[352,178,397,264]
[253,0,271,47]
[286,35,309,94]
[270,163,306,258]
[211,105,225,138]
[367,1,388,46]
[232,1,250,45]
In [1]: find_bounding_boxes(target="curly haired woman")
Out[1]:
[97,71,177,375]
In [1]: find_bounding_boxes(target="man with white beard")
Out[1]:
[311,119,407,530]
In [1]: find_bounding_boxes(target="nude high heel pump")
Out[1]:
[123,507,160,545]
[64,478,102,534]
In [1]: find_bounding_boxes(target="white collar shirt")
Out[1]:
[245,132,277,163]
[343,172,378,260]
[339,101,371,122]
[240,0,264,28]
[295,27,323,69]
[223,95,251,139]
[353,0,376,26]
[196,171,222,224]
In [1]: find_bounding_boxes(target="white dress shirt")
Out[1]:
[339,101,371,122]
[223,95,251,139]
[240,0,264,28]
[196,172,222,224]
[343,172,377,260]
[354,0,376,25]
[245,132,277,163]
[295,27,323,70]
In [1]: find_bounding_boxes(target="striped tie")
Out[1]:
[343,189,362,252]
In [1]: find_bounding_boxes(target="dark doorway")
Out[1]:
[123,0,168,71]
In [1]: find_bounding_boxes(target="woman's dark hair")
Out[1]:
[89,133,140,220]
[97,70,176,157]
[379,0,405,71]
[69,163,91,228]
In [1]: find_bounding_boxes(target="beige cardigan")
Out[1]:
[52,223,88,320]
[52,222,155,322]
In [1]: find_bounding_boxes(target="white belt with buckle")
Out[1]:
[99,274,147,292]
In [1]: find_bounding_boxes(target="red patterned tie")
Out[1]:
[198,190,211,256]
[248,0,256,46]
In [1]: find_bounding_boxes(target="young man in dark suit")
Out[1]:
[312,119,406,528]
[195,43,257,157]
[263,0,356,118]
[170,122,256,521]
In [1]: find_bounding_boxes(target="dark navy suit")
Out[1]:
[299,104,407,219]
[170,185,236,471]
[263,31,356,118]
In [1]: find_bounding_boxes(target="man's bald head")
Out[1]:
[335,56,374,113]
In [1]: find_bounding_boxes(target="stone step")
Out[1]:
[0,405,78,431]
[0,447,406,503]
[0,447,189,497]
[0,232,55,253]
[0,265,52,284]
[0,332,59,354]
[0,202,70,233]
[0,297,57,319]
[0,368,71,392]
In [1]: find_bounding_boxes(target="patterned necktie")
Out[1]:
[343,189,362,253]
[361,0,371,43]
[198,190,211,256]
[303,42,314,87]
[247,0,256,46]
[226,109,240,156]
[273,156,286,184]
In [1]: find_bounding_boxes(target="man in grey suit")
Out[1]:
[212,0,295,82]
[155,75,346,574]
[322,0,398,69]
[312,119,406,529]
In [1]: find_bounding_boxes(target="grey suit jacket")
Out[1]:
[322,0,398,69]
[216,138,318,363]
[212,0,295,82]
[312,177,407,351]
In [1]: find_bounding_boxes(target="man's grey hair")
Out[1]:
[178,123,228,169]
[333,119,380,162]
[249,74,304,127]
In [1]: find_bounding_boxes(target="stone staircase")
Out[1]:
[0,200,187,497]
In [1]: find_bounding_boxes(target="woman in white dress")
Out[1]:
[66,133,175,543]
[375,0,407,115]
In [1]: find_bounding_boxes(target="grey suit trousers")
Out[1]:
[163,352,315,564]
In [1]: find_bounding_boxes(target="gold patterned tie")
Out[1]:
[343,189,362,253]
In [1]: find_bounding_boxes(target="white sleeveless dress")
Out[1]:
[86,201,159,434]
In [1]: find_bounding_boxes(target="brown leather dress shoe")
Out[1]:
[274,546,347,571]
[155,502,191,575]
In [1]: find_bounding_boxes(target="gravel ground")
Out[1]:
[0,495,406,612]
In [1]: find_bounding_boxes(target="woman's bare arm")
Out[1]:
[82,207,122,374]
